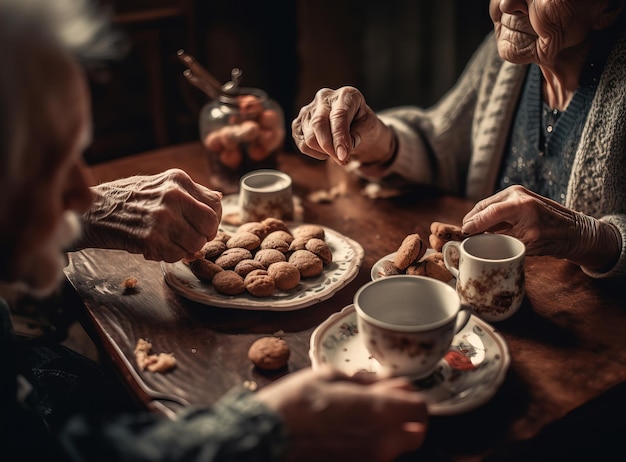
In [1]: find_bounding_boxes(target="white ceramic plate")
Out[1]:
[309,305,510,415]
[371,250,456,288]
[161,225,364,311]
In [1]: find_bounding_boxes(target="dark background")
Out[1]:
[86,0,492,164]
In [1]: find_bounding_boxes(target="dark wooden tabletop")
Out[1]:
[65,141,626,460]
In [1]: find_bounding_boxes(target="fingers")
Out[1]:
[373,386,428,424]
[328,87,364,163]
[376,422,428,461]
[460,185,580,257]
[142,232,191,263]
[367,387,429,461]
[292,87,366,165]
[258,367,428,462]
[292,104,326,160]
[462,185,530,235]
[153,200,218,262]
[142,170,224,261]
[165,168,223,224]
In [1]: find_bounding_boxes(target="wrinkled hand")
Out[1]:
[292,86,395,166]
[256,366,428,462]
[78,169,222,263]
[461,185,621,271]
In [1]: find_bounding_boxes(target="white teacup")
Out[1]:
[238,169,294,223]
[442,233,525,322]
[354,275,471,379]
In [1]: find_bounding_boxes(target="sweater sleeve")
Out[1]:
[581,215,626,279]
[60,387,289,462]
[354,32,499,196]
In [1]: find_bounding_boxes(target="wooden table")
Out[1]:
[64,141,626,460]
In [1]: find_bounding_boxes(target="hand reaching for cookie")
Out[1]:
[76,169,223,263]
[461,185,621,271]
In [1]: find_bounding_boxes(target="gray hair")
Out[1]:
[0,0,123,196]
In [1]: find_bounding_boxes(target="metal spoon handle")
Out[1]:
[177,49,222,93]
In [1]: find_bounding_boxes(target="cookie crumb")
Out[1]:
[134,338,176,373]
[122,277,138,289]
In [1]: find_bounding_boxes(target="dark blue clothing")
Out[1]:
[1,298,289,462]
[498,63,600,204]
[498,30,611,204]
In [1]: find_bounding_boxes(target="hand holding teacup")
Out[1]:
[442,234,526,322]
[354,275,472,379]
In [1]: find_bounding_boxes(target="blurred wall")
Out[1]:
[85,0,493,164]
[295,0,493,112]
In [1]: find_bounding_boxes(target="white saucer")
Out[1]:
[309,305,510,415]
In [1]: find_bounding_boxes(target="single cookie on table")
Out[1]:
[212,270,246,295]
[393,233,426,270]
[289,249,324,278]
[244,269,276,297]
[267,261,301,291]
[226,231,261,251]
[248,337,290,371]
[214,248,253,270]
[254,248,287,267]
[189,258,223,282]
[234,259,266,277]
[305,238,332,264]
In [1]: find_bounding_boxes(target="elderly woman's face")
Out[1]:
[490,0,613,65]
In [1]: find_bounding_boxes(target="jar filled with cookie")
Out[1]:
[199,68,286,194]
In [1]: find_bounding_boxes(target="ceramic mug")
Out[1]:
[238,169,294,223]
[442,233,525,322]
[353,275,471,379]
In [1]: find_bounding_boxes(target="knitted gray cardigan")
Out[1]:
[372,32,626,279]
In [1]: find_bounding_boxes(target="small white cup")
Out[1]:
[442,234,525,322]
[354,275,471,379]
[238,169,294,223]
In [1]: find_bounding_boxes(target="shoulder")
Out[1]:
[472,32,501,67]
[597,29,626,103]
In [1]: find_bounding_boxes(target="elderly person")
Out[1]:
[293,0,626,279]
[0,0,428,461]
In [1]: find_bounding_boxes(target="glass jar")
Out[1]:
[199,68,285,194]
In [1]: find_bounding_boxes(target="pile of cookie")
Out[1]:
[377,222,465,282]
[186,217,332,297]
